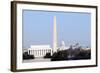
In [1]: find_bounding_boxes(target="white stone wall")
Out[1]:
[28,45,52,57]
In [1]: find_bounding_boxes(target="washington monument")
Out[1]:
[53,16,57,53]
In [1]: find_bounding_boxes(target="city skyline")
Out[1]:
[22,10,91,49]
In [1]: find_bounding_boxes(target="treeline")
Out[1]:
[44,48,91,61]
[23,47,91,61]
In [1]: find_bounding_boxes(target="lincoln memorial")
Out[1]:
[27,45,52,57]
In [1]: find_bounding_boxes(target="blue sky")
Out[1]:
[22,10,91,49]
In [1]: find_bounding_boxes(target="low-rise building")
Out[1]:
[27,45,52,57]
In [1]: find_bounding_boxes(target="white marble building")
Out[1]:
[28,45,52,57]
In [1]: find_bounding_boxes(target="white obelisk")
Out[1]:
[53,16,57,53]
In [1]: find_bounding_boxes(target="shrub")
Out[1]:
[23,52,35,60]
[44,52,52,58]
[74,50,91,60]
[51,50,68,61]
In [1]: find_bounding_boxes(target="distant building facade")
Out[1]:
[27,45,52,57]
